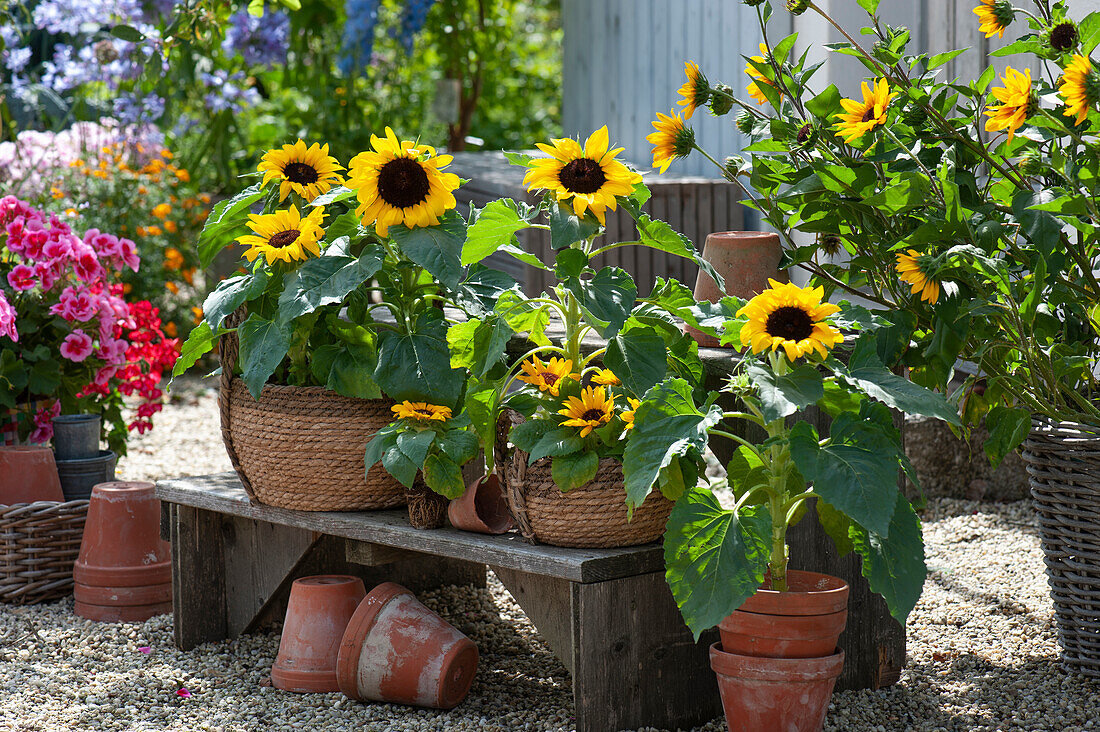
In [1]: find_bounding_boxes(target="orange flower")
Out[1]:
[50,187,64,200]
[182,267,195,285]
[123,283,134,294]
[175,168,191,182]
[152,203,171,219]
[165,281,179,294]
[164,247,184,270]
[160,149,174,160]
[91,170,108,179]
[163,322,178,337]
[136,226,147,237]
[146,225,163,236]
[191,306,203,325]
[164,220,178,234]
[199,193,211,204]
[138,185,149,195]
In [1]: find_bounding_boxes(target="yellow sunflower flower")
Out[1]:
[647,109,695,174]
[590,368,621,386]
[834,78,896,146]
[745,44,778,106]
[737,279,844,361]
[985,66,1033,143]
[517,356,579,397]
[523,126,642,225]
[1060,54,1100,125]
[237,205,326,266]
[258,140,345,203]
[895,250,941,304]
[391,401,452,422]
[677,61,710,119]
[347,127,461,237]
[622,397,641,431]
[973,0,1013,39]
[558,386,615,438]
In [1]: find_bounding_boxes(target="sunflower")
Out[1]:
[558,386,615,438]
[647,109,696,174]
[589,368,620,386]
[677,61,710,119]
[834,78,896,146]
[895,250,941,304]
[622,397,641,431]
[1059,55,1100,125]
[1047,21,1079,54]
[973,0,1014,39]
[517,356,579,397]
[237,205,326,266]
[737,280,843,361]
[258,140,345,203]
[391,401,452,422]
[523,127,642,225]
[347,127,461,237]
[985,66,1034,143]
[745,44,778,106]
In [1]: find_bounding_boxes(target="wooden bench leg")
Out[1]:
[170,503,228,651]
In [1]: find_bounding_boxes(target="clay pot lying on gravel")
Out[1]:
[447,474,514,535]
[337,582,478,709]
[73,481,172,623]
[0,446,65,504]
[272,575,367,693]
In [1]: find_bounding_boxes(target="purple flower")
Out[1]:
[200,71,261,114]
[221,8,289,67]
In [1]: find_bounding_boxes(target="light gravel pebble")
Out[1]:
[2,377,1098,731]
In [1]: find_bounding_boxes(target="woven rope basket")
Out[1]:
[218,310,404,512]
[1023,415,1100,678]
[0,500,88,604]
[495,409,672,548]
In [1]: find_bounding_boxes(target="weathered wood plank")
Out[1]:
[493,567,576,674]
[171,504,227,650]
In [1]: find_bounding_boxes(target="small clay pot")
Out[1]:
[710,642,843,732]
[73,482,171,588]
[74,600,173,623]
[52,414,101,461]
[272,575,367,694]
[719,570,849,659]
[688,231,787,348]
[447,474,514,535]
[74,582,173,607]
[0,446,64,504]
[337,582,478,709]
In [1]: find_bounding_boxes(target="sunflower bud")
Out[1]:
[992,0,1014,29]
[1018,151,1043,176]
[818,234,843,257]
[736,111,755,134]
[724,156,745,179]
[786,0,810,15]
[709,85,735,116]
[1047,21,1079,55]
[742,0,766,5]
[796,123,816,146]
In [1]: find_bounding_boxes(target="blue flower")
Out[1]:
[339,0,379,75]
[396,0,436,54]
[221,7,289,67]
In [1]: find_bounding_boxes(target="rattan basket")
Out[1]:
[1023,415,1100,678]
[0,500,88,604]
[495,410,672,548]
[218,311,405,512]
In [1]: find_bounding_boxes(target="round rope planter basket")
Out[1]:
[495,410,672,548]
[0,500,89,605]
[1023,415,1100,678]
[219,312,404,512]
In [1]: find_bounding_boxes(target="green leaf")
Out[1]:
[863,174,931,215]
[397,430,436,466]
[278,247,384,324]
[197,183,264,268]
[382,441,419,487]
[447,317,513,377]
[310,185,355,207]
[364,425,399,474]
[984,406,1030,470]
[816,499,854,557]
[528,427,585,463]
[326,344,381,399]
[374,312,465,406]
[503,151,534,167]
[856,0,881,15]
[509,418,557,452]
[423,453,466,499]
[551,451,599,491]
[550,204,600,250]
[564,266,637,338]
[237,314,292,399]
[851,492,927,624]
[27,359,60,394]
[747,361,824,423]
[203,271,271,330]
[1078,12,1100,54]
[605,327,667,397]
[726,445,768,496]
[110,24,145,41]
[390,211,466,289]
[172,321,222,378]
[624,211,724,291]
[463,200,529,266]
[1013,190,1062,258]
[496,290,551,346]
[805,84,841,118]
[437,429,479,465]
[663,487,772,640]
[554,248,588,280]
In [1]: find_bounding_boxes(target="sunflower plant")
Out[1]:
[649,0,1100,462]
[636,279,958,638]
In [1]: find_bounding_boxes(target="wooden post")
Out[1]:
[170,504,228,651]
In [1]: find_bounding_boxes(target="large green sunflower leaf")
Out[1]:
[197,183,265,268]
[851,491,927,624]
[563,266,637,338]
[203,270,270,330]
[237,313,292,400]
[390,211,467,290]
[277,245,384,324]
[374,311,465,406]
[463,199,530,266]
[604,325,667,397]
[747,361,824,423]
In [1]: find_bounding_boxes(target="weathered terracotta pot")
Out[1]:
[73,482,171,588]
[272,575,367,693]
[0,446,64,504]
[447,474,514,535]
[688,231,787,347]
[337,582,478,709]
[719,570,849,659]
[710,643,843,732]
[74,582,172,607]
[74,600,173,623]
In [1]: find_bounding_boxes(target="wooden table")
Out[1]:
[157,472,720,732]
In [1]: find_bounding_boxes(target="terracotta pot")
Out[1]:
[74,600,173,623]
[719,570,849,659]
[272,575,367,693]
[688,231,787,348]
[74,582,172,607]
[73,481,171,588]
[447,474,514,535]
[710,642,843,732]
[0,446,64,504]
[337,582,478,709]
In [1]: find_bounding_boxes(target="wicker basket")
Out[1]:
[495,410,673,548]
[219,311,405,512]
[0,500,89,604]
[1023,415,1100,678]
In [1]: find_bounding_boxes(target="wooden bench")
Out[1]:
[157,472,721,732]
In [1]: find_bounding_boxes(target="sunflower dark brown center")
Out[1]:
[377,157,430,209]
[559,158,606,194]
[1051,22,1079,52]
[283,161,319,185]
[861,108,876,123]
[414,408,434,417]
[541,372,560,386]
[268,229,301,248]
[581,408,606,422]
[765,306,814,341]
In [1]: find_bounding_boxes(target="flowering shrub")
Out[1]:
[0,196,178,453]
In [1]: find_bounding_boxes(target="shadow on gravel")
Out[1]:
[927,570,1047,626]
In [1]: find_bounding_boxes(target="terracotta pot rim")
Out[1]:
[721,607,847,633]
[294,574,361,588]
[704,230,782,242]
[336,581,410,700]
[74,599,173,622]
[270,666,339,693]
[738,570,850,616]
[74,560,171,587]
[709,642,845,680]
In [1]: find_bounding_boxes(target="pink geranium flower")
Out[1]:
[176,688,191,698]
[51,287,97,322]
[7,264,36,291]
[60,329,94,362]
[0,291,17,343]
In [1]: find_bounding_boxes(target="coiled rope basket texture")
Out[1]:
[494,409,673,548]
[218,310,404,512]
[1023,415,1100,678]
[0,500,89,604]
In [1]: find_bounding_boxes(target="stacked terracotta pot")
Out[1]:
[73,481,173,622]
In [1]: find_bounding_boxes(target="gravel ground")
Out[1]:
[2,378,1098,731]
